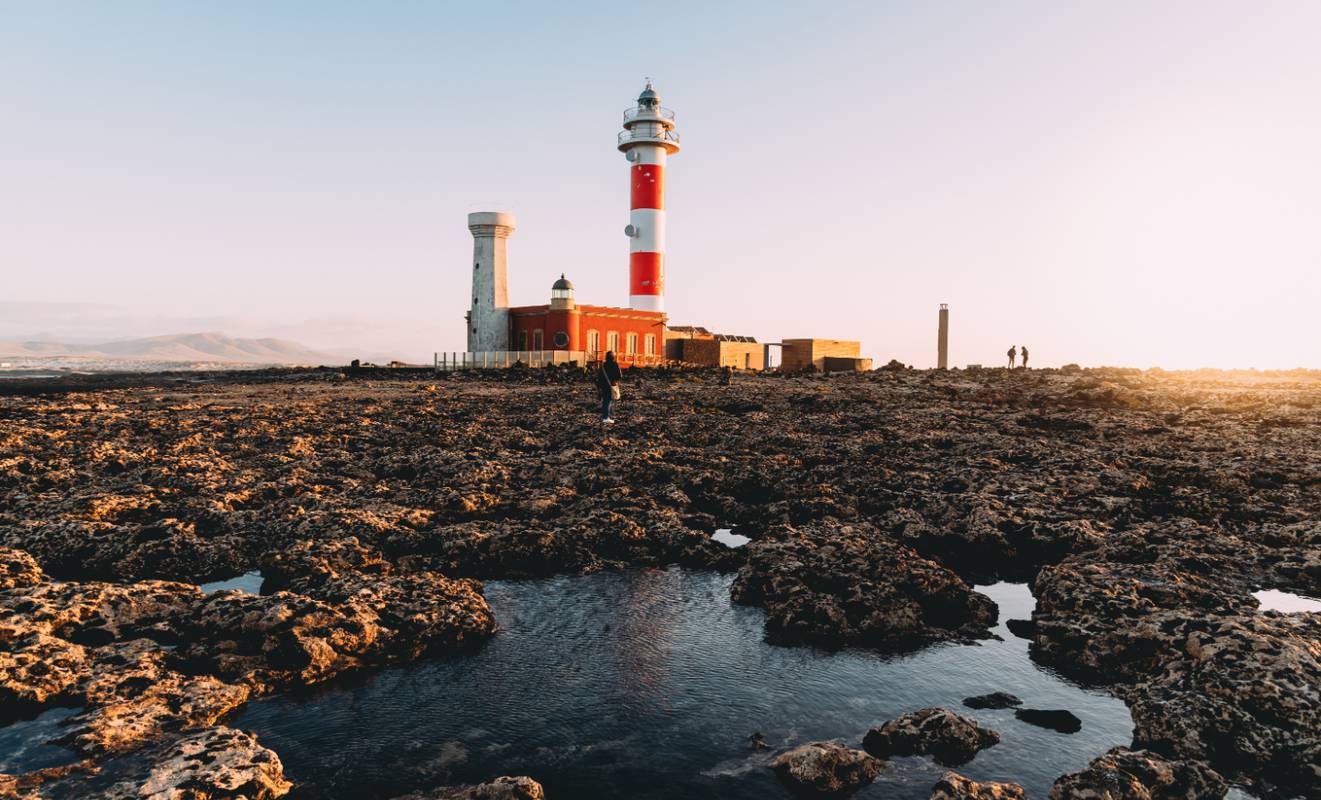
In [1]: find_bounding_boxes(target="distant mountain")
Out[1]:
[0,332,340,365]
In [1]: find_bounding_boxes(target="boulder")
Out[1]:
[771,741,884,797]
[863,708,1001,766]
[931,771,1027,799]
[1014,709,1081,734]
[1049,747,1227,799]
[731,522,998,650]
[392,776,546,799]
[962,692,1022,710]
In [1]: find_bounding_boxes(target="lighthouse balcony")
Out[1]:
[623,106,676,124]
[617,128,681,148]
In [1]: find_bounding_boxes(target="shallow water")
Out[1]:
[235,569,1133,799]
[0,707,80,773]
[1253,589,1321,614]
[199,570,264,595]
[711,528,750,548]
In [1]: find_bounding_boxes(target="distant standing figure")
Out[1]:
[596,351,622,424]
[1020,346,1029,369]
[1007,346,1017,369]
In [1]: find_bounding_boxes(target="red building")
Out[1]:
[508,275,666,365]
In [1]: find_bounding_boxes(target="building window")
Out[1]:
[644,334,656,356]
[606,331,620,354]
[518,331,528,350]
[626,333,638,355]
[533,329,544,351]
[553,331,569,348]
[586,330,600,356]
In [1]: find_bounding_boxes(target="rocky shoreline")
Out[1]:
[1,366,1318,798]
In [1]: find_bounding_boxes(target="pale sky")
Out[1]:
[3,1,1319,368]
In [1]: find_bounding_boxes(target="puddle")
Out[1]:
[235,572,1132,799]
[198,571,263,595]
[1253,589,1321,614]
[711,529,750,549]
[0,706,81,773]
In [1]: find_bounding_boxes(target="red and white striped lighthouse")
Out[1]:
[618,80,680,313]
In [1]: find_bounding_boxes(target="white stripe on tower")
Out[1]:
[629,143,666,312]
[619,80,679,314]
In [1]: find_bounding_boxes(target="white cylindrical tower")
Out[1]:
[467,211,515,352]
[618,80,680,313]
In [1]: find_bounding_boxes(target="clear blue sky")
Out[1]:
[3,1,1319,367]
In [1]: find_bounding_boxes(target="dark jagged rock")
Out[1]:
[1049,746,1227,799]
[1029,529,1321,794]
[771,741,884,797]
[863,708,1001,766]
[391,775,546,799]
[1014,708,1082,734]
[931,771,1027,799]
[962,692,1023,710]
[2,367,1319,797]
[731,522,998,650]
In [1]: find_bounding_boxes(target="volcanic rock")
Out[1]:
[863,708,1001,766]
[962,692,1022,710]
[1049,747,1227,799]
[731,522,998,649]
[1014,709,1082,734]
[102,726,292,799]
[771,741,884,797]
[931,771,1027,799]
[392,775,546,799]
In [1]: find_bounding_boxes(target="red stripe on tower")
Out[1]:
[630,252,664,295]
[630,164,665,210]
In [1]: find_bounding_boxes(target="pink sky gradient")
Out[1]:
[2,2,1318,367]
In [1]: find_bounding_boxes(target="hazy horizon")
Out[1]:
[4,2,1319,369]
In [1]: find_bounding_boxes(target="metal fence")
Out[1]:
[433,351,667,372]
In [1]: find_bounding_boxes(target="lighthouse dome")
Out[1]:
[551,274,573,292]
[637,80,660,106]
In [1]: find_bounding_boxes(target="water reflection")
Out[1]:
[234,570,1133,800]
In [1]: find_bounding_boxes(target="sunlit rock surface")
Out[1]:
[0,366,1318,796]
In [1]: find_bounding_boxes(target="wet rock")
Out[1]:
[1030,534,1321,794]
[0,633,88,718]
[392,775,546,799]
[1004,619,1036,639]
[102,726,292,799]
[1049,746,1227,799]
[771,741,884,797]
[0,547,45,590]
[1014,709,1082,734]
[931,771,1027,799]
[962,692,1022,710]
[731,522,998,650]
[171,590,384,691]
[57,673,251,755]
[863,708,1001,766]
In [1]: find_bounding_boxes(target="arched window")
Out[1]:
[586,330,600,356]
[644,334,656,356]
[626,333,638,355]
[606,331,620,354]
[533,329,544,351]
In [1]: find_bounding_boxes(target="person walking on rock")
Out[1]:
[596,351,622,424]
[1007,346,1017,369]
[1020,346,1029,369]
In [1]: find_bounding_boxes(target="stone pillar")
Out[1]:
[467,212,515,353]
[937,304,949,369]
